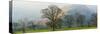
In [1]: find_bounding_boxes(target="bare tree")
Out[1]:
[90,13,97,26]
[75,14,85,27]
[64,15,74,28]
[41,5,64,31]
[18,18,29,33]
[77,14,85,27]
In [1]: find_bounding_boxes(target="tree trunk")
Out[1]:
[52,22,56,31]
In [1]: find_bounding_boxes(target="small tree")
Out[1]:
[91,13,97,26]
[41,5,64,31]
[77,14,85,27]
[64,15,74,28]
[75,13,85,27]
[18,18,28,33]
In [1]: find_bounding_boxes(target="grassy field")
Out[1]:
[13,26,97,34]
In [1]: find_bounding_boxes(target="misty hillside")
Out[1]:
[62,4,97,26]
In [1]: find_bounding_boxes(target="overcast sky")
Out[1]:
[12,1,68,22]
[12,1,97,22]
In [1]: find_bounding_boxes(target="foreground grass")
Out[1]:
[13,26,97,34]
[63,26,96,30]
[13,28,50,34]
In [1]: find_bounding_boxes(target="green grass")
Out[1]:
[63,26,96,30]
[13,28,50,34]
[13,26,97,34]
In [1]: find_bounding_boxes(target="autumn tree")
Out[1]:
[41,5,64,31]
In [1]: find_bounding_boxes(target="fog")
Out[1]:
[12,1,97,22]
